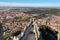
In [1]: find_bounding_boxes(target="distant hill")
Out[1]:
[0,7,60,16]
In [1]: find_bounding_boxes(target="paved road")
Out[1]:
[26,33,36,40]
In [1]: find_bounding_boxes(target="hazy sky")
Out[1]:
[0,0,60,7]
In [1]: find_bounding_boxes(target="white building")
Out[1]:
[13,36,19,40]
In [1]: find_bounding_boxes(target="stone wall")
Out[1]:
[0,23,3,40]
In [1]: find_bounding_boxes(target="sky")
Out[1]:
[0,0,60,7]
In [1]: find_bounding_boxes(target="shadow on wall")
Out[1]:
[0,23,3,40]
[38,25,58,40]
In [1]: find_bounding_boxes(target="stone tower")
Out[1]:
[0,22,3,40]
[21,18,39,40]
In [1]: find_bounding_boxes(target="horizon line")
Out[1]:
[0,2,60,7]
